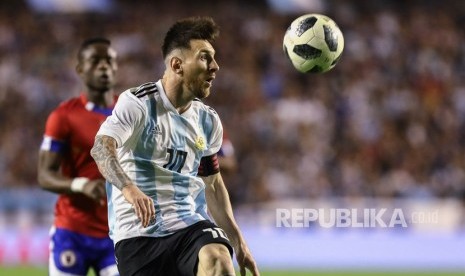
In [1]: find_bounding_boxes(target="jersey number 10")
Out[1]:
[163,148,187,173]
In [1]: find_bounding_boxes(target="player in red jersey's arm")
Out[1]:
[37,38,119,276]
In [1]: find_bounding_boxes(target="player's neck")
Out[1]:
[161,76,192,114]
[86,89,115,108]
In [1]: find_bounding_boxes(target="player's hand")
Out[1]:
[82,179,106,205]
[235,243,260,276]
[121,184,155,227]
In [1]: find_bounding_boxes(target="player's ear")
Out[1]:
[170,57,183,75]
[75,63,83,75]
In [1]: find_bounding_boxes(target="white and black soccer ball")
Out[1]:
[283,14,344,73]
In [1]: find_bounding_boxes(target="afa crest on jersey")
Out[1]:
[194,136,206,151]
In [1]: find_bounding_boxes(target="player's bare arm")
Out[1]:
[201,173,260,276]
[91,135,155,227]
[38,150,106,204]
[91,135,131,190]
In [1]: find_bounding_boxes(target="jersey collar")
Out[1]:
[80,93,116,116]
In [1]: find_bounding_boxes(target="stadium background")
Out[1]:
[1,0,465,275]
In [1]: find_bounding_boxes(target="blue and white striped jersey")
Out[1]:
[97,80,223,243]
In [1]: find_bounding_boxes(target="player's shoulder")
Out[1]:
[129,82,159,99]
[53,96,83,113]
[192,98,219,117]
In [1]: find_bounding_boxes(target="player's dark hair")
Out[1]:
[162,16,220,59]
[77,37,111,61]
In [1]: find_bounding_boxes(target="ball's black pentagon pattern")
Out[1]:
[307,65,323,73]
[296,16,317,37]
[323,25,338,52]
[293,44,322,59]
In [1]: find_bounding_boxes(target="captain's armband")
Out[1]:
[198,154,220,176]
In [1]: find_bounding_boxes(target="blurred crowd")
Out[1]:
[1,0,465,205]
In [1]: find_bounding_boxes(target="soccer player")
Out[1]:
[90,16,260,276]
[37,38,119,276]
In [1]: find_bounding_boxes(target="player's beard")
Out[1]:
[189,80,210,99]
[196,87,210,99]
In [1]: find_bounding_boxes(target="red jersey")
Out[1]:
[41,94,115,238]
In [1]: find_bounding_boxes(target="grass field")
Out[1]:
[1,266,465,276]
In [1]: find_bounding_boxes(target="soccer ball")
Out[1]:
[283,14,344,73]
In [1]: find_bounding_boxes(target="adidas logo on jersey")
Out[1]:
[151,125,162,135]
